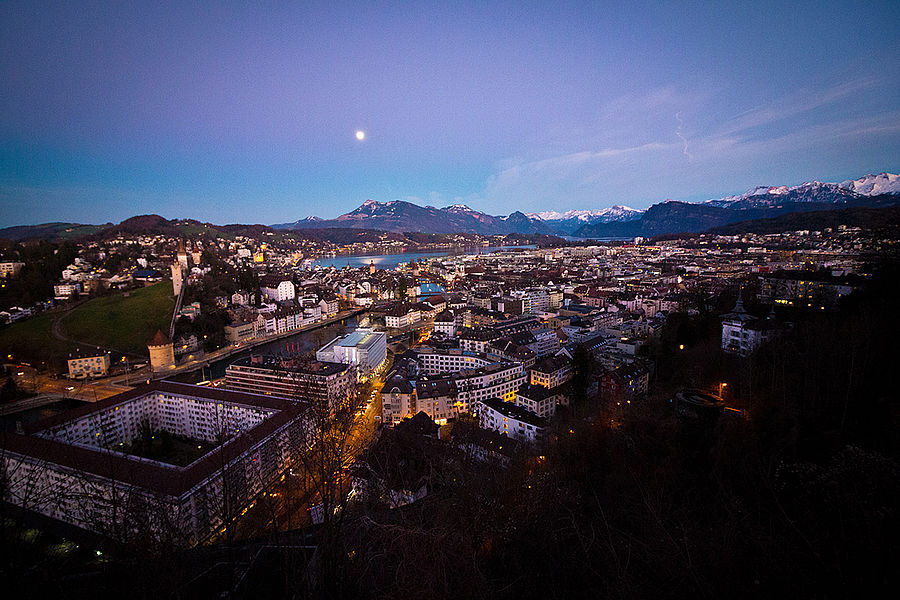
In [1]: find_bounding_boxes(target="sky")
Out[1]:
[1,1,898,227]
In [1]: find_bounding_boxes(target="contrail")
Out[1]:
[675,112,693,161]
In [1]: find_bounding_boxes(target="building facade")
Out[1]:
[475,397,548,445]
[67,352,111,379]
[316,328,387,379]
[1,382,310,547]
[225,355,355,408]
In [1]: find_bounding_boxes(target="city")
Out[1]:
[1,2,898,599]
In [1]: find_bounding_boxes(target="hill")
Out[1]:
[0,222,107,242]
[705,204,900,236]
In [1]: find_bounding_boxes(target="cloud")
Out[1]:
[675,112,693,162]
[478,142,680,212]
[715,76,883,138]
[466,76,900,214]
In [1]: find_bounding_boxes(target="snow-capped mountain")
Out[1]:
[703,181,858,209]
[274,172,899,237]
[840,172,900,196]
[527,205,643,223]
[576,172,900,238]
[273,200,553,235]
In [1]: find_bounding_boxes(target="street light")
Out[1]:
[718,382,727,397]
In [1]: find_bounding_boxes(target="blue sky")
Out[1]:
[1,1,898,227]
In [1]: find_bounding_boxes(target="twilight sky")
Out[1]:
[1,1,898,227]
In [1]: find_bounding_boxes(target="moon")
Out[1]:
[355,130,365,141]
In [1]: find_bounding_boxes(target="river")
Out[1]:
[171,314,363,384]
[175,244,541,382]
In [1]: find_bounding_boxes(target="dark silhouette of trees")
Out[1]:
[1,376,17,403]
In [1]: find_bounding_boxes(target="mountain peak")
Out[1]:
[444,204,475,212]
[528,206,643,224]
[840,172,900,196]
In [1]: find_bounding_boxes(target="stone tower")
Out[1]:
[171,261,183,296]
[148,330,175,372]
[177,238,189,269]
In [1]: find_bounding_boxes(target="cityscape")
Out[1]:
[1,2,898,599]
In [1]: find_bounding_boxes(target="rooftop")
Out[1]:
[479,397,548,428]
[5,381,305,499]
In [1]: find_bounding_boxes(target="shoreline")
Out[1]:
[156,307,369,378]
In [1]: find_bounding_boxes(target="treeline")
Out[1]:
[0,240,79,309]
[707,203,900,236]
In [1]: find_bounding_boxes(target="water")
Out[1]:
[309,245,537,270]
[171,314,362,384]
[561,235,634,242]
[311,251,447,269]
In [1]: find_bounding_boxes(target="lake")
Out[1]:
[309,245,537,270]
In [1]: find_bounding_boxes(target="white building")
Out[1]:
[475,397,548,445]
[385,304,421,329]
[414,348,526,411]
[316,328,387,379]
[260,276,296,302]
[514,384,561,419]
[529,328,560,357]
[531,356,573,389]
[381,350,527,425]
[0,261,25,277]
[67,351,111,379]
[0,382,310,547]
[721,293,787,356]
[318,296,339,316]
[54,282,82,300]
[433,310,456,338]
[225,355,356,408]
[231,291,250,306]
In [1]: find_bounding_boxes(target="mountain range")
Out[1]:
[273,200,557,235]
[274,172,899,237]
[3,173,898,243]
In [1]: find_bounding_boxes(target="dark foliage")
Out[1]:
[708,203,900,236]
[313,264,899,600]
[0,240,79,309]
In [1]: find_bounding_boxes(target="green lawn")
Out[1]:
[61,282,175,357]
[0,312,74,367]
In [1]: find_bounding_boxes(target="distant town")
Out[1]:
[0,216,897,597]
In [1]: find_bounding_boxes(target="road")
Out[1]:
[3,363,136,405]
[5,307,369,408]
[226,370,385,541]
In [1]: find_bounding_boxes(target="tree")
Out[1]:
[570,343,593,410]
[0,377,16,404]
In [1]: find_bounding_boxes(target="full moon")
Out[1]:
[355,130,365,141]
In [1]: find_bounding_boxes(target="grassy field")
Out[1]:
[61,282,175,357]
[0,312,74,367]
